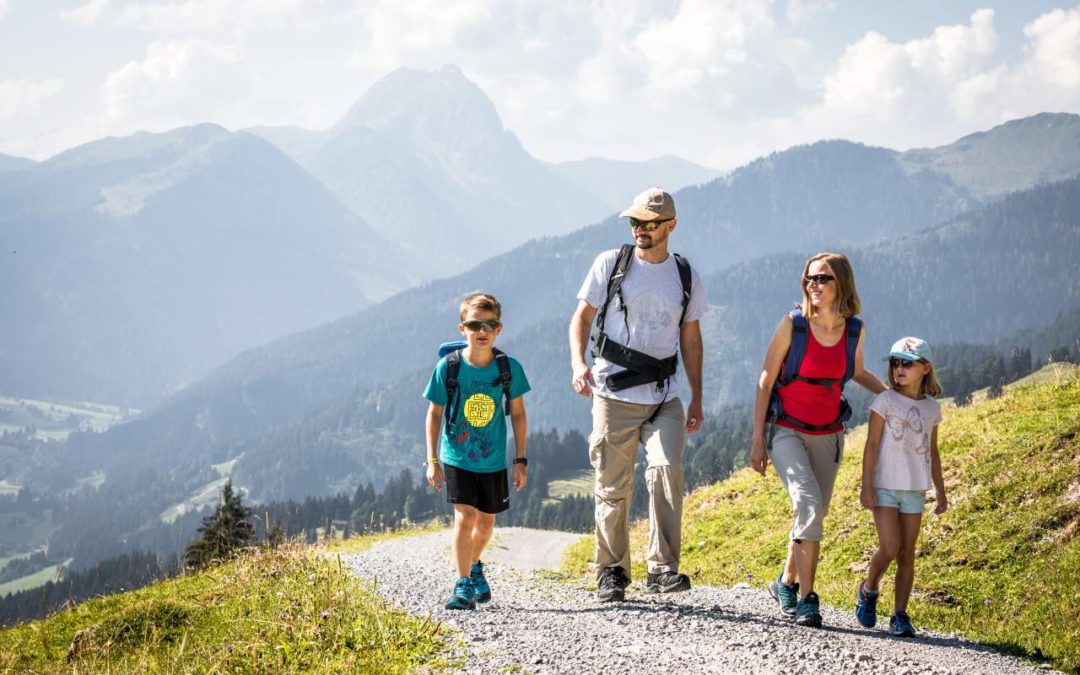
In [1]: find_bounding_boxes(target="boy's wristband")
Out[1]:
[512,457,528,466]
[426,458,439,465]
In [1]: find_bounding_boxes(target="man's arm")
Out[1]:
[569,300,598,398]
[680,319,704,433]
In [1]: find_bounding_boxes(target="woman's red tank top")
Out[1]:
[776,325,847,434]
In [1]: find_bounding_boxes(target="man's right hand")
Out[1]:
[571,362,596,398]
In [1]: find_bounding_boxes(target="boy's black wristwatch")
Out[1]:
[512,457,528,466]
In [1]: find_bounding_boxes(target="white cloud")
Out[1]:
[0,78,65,120]
[786,0,835,25]
[59,0,112,25]
[116,0,306,35]
[101,40,247,131]
[0,0,11,20]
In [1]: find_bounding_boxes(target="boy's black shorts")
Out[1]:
[443,464,509,514]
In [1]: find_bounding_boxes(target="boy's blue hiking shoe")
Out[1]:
[855,580,879,628]
[794,592,823,627]
[768,574,799,618]
[890,610,916,637]
[470,561,491,603]
[597,565,629,603]
[444,577,476,611]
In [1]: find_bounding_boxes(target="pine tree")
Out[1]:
[183,481,254,569]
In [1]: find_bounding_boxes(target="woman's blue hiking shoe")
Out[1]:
[855,580,879,628]
[470,561,492,603]
[768,574,799,618]
[794,592,823,627]
[890,610,916,637]
[444,577,476,610]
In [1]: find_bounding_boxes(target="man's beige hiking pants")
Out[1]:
[589,395,685,580]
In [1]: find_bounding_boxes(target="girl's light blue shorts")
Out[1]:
[875,487,926,514]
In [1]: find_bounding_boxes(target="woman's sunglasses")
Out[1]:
[629,217,672,232]
[803,274,836,286]
[462,319,501,332]
[890,358,925,370]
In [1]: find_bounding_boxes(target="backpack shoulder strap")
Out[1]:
[492,348,512,415]
[444,349,463,433]
[842,316,863,387]
[780,308,809,387]
[595,245,635,334]
[673,253,692,325]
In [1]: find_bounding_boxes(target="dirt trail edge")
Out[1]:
[342,528,1049,674]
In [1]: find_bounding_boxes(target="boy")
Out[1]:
[424,292,530,610]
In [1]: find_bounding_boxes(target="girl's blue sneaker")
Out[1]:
[444,577,476,610]
[855,580,878,628]
[470,561,492,603]
[890,610,916,637]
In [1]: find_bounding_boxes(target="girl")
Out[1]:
[856,337,948,637]
[750,252,886,628]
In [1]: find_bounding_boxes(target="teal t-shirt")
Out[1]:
[424,352,530,473]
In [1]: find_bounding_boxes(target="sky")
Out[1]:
[2,1,1079,170]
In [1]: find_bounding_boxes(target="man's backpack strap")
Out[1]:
[595,244,635,335]
[673,252,692,326]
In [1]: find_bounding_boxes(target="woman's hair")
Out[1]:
[801,252,861,319]
[886,361,943,398]
[459,291,502,320]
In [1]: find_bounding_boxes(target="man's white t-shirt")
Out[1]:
[578,248,707,405]
[869,389,943,491]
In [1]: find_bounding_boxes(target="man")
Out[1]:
[569,186,706,602]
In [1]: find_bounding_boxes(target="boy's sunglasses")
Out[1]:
[890,358,925,370]
[803,274,836,286]
[629,217,672,232]
[462,319,501,332]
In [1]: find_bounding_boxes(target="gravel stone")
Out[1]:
[342,528,1050,674]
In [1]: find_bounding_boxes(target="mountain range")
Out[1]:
[51,113,1080,503]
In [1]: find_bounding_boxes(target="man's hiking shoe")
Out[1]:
[597,565,629,602]
[794,592,823,627]
[444,577,476,610]
[855,580,879,628]
[646,571,691,594]
[889,610,916,637]
[470,561,491,603]
[768,574,799,618]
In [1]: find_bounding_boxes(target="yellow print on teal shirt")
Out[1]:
[464,392,496,427]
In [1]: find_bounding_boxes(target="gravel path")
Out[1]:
[342,528,1050,674]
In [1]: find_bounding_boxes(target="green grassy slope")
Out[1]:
[0,541,451,674]
[563,368,1080,671]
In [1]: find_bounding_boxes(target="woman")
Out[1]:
[749,251,886,628]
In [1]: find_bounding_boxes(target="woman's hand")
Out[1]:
[749,435,769,476]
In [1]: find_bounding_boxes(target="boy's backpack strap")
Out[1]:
[493,348,512,416]
[842,316,863,387]
[673,252,692,326]
[444,349,462,435]
[595,244,635,335]
[780,308,809,387]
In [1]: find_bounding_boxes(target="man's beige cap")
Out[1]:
[619,187,676,221]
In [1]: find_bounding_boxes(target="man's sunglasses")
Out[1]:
[629,217,672,232]
[462,319,501,332]
[803,274,836,286]
[890,358,925,370]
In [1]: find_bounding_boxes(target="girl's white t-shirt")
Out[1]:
[869,389,942,491]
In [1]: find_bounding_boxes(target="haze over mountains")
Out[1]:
[52,112,1080,506]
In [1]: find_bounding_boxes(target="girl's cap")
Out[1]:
[883,336,933,364]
